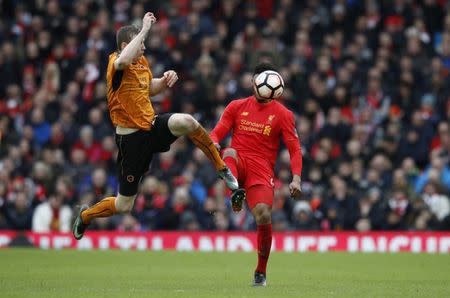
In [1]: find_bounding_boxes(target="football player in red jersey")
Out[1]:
[211,63,303,286]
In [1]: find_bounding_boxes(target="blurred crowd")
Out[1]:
[1,0,450,233]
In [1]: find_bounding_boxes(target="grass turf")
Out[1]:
[0,249,449,297]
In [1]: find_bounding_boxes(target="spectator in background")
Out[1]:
[117,214,141,232]
[54,175,76,205]
[32,193,72,232]
[134,176,169,230]
[421,181,450,229]
[66,148,93,189]
[272,210,291,231]
[355,188,385,231]
[179,210,201,231]
[321,176,359,230]
[80,167,115,201]
[88,107,113,141]
[399,110,435,167]
[5,191,32,230]
[320,106,351,148]
[72,125,103,164]
[291,201,318,230]
[30,161,52,203]
[384,188,413,230]
[29,108,51,149]
[415,149,450,193]
[157,186,193,230]
[213,211,231,231]
[46,122,70,154]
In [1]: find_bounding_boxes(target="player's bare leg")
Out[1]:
[72,194,134,240]
[222,148,246,212]
[251,201,273,286]
[168,113,238,190]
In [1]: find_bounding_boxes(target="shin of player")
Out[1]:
[250,190,273,279]
[221,148,246,212]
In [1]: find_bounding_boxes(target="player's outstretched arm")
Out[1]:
[210,102,237,148]
[114,12,156,70]
[281,111,303,198]
[150,70,178,96]
[289,175,302,198]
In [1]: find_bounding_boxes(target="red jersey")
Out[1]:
[210,96,302,176]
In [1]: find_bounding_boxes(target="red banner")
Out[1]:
[1,231,450,253]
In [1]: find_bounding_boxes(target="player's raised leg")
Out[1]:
[248,186,274,286]
[73,129,152,240]
[222,148,246,212]
[167,113,238,190]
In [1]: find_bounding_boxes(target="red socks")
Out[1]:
[223,155,238,197]
[255,223,272,274]
[223,155,238,178]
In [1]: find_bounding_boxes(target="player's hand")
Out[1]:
[163,70,178,87]
[213,142,221,152]
[289,177,302,199]
[142,12,156,32]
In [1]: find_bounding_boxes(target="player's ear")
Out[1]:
[120,41,127,51]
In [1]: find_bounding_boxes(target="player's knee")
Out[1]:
[180,114,199,133]
[169,114,199,135]
[258,210,271,224]
[115,194,136,213]
[253,204,272,225]
[223,148,237,159]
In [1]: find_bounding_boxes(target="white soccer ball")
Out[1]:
[254,70,285,99]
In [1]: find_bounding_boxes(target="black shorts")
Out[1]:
[115,113,178,196]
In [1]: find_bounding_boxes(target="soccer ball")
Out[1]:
[254,70,285,99]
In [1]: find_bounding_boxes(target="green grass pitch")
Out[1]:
[0,249,449,297]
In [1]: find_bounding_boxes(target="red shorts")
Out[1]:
[246,184,274,210]
[235,153,274,209]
